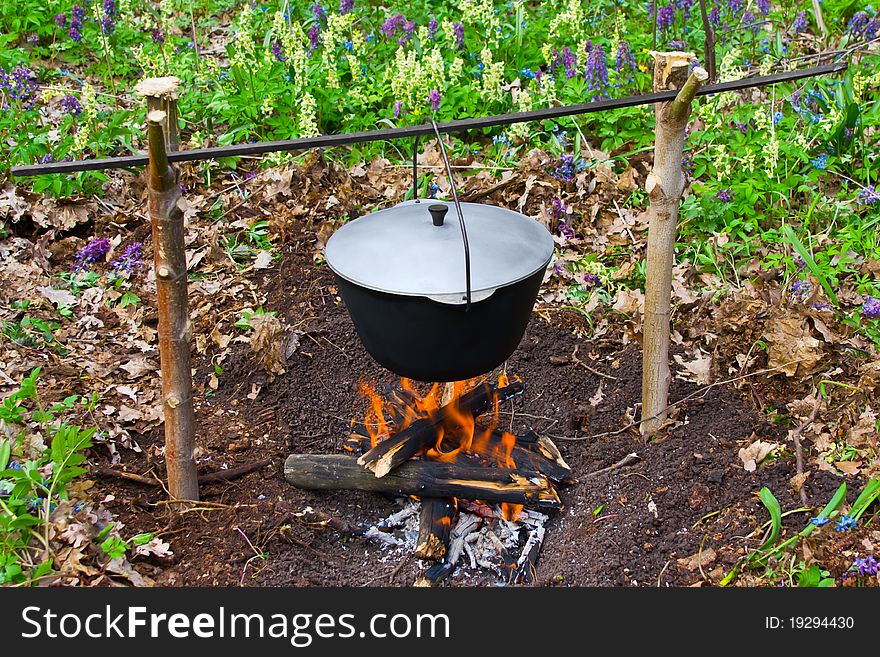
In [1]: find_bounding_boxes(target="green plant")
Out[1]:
[0,368,95,584]
[234,305,277,330]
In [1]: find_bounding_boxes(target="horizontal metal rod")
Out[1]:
[10,61,846,178]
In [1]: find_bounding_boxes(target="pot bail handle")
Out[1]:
[430,118,472,310]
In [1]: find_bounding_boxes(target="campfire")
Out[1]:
[284,376,572,585]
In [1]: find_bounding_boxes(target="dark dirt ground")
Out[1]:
[91,222,854,588]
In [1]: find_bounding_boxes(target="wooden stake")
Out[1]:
[641,53,708,437]
[136,77,181,153]
[147,109,199,502]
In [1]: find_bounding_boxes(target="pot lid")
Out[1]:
[325,200,553,302]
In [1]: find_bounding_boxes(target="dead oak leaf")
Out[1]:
[119,357,155,380]
[674,351,712,385]
[763,315,823,377]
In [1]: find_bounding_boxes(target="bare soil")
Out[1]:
[91,220,852,587]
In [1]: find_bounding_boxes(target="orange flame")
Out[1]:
[357,373,523,519]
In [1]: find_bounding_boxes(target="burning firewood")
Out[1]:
[357,380,524,478]
[414,498,456,560]
[284,454,561,509]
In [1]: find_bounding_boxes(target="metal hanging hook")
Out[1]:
[430,119,472,310]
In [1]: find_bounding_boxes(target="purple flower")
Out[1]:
[40,153,54,164]
[735,122,748,134]
[339,0,354,14]
[558,223,575,240]
[428,17,438,39]
[756,0,770,16]
[863,296,880,319]
[791,279,812,299]
[110,242,145,274]
[681,152,693,177]
[792,11,808,33]
[61,94,82,115]
[552,47,578,79]
[103,0,116,17]
[308,23,321,51]
[848,12,879,39]
[453,21,465,49]
[101,14,115,35]
[581,272,599,288]
[549,198,569,221]
[553,154,576,183]
[68,26,83,42]
[668,40,687,50]
[657,4,675,31]
[55,13,67,28]
[311,3,325,22]
[616,41,636,76]
[585,45,608,96]
[851,556,879,577]
[271,41,286,62]
[151,28,164,44]
[715,188,733,202]
[381,13,406,38]
[428,88,441,112]
[71,4,85,23]
[835,515,856,532]
[393,100,403,118]
[709,7,722,28]
[73,238,111,272]
[858,185,880,205]
[0,65,38,109]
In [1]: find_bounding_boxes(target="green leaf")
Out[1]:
[130,532,154,547]
[758,487,782,550]
[781,224,838,305]
[119,291,141,309]
[851,478,880,521]
[0,440,9,471]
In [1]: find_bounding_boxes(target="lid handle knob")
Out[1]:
[428,204,448,227]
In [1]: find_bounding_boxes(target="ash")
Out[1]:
[365,499,548,585]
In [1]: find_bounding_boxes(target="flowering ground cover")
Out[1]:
[1,1,879,587]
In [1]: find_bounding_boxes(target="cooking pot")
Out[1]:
[324,121,553,382]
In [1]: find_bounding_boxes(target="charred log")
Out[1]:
[414,498,456,560]
[284,454,561,509]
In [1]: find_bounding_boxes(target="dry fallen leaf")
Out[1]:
[249,314,287,379]
[738,439,780,472]
[677,548,717,572]
[674,351,712,385]
[253,250,273,269]
[37,285,77,308]
[763,315,823,377]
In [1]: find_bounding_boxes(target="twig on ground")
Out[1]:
[791,405,820,507]
[96,459,272,487]
[572,345,617,380]
[582,453,640,479]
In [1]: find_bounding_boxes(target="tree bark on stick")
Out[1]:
[641,53,708,438]
[147,109,199,501]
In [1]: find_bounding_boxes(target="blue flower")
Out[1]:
[811,154,827,170]
[810,515,830,526]
[835,515,856,532]
[773,111,783,124]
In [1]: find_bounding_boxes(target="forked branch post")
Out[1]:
[146,96,199,501]
[641,53,709,437]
